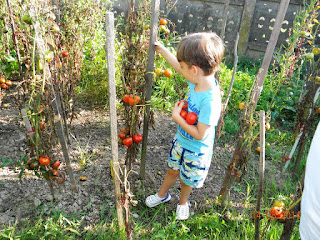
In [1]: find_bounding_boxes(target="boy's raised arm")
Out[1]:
[155,41,182,74]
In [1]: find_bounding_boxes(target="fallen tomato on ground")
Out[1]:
[51,160,61,169]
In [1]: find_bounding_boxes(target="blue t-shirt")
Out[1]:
[175,80,221,155]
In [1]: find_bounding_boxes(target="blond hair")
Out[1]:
[177,32,225,75]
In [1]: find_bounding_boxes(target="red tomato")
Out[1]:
[180,110,188,119]
[118,132,126,139]
[179,100,188,110]
[159,18,167,26]
[270,207,282,218]
[1,83,8,89]
[163,69,172,77]
[134,96,141,104]
[123,94,130,103]
[133,133,143,143]
[5,80,12,86]
[186,112,198,125]
[39,155,50,165]
[123,137,133,147]
[62,51,69,57]
[51,160,61,169]
[129,97,135,106]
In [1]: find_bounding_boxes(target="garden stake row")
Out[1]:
[105,12,124,232]
[140,0,160,180]
[219,0,290,204]
[254,110,266,240]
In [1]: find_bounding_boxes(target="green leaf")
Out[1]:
[282,105,296,112]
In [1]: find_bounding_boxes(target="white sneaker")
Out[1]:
[145,193,171,207]
[176,203,190,220]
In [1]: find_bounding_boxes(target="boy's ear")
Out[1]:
[191,65,198,75]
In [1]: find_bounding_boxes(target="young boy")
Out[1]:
[146,32,225,220]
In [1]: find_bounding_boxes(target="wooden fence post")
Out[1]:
[238,0,257,56]
[254,110,266,240]
[220,0,230,40]
[105,12,124,230]
[140,0,160,180]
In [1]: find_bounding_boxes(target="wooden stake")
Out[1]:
[140,0,160,180]
[254,110,265,240]
[105,12,124,230]
[250,0,290,109]
[21,108,35,142]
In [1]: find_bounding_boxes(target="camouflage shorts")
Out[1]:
[168,139,212,188]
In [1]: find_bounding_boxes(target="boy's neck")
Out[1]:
[194,73,216,92]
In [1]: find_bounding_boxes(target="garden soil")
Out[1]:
[0,89,249,230]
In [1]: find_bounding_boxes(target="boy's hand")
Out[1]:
[154,41,165,53]
[172,101,184,122]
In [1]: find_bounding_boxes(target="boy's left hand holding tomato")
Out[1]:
[172,101,184,122]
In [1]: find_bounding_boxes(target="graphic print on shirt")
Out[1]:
[177,87,200,141]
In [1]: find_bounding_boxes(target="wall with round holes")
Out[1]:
[112,0,320,60]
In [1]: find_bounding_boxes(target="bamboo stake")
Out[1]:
[254,110,266,240]
[140,0,160,180]
[105,12,124,231]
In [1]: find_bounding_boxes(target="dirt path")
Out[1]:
[0,94,235,228]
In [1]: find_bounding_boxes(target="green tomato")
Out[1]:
[306,52,314,60]
[22,14,32,25]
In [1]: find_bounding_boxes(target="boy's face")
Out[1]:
[179,61,198,84]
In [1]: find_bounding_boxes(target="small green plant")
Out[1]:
[70,133,95,169]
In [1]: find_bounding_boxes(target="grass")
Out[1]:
[0,198,300,239]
